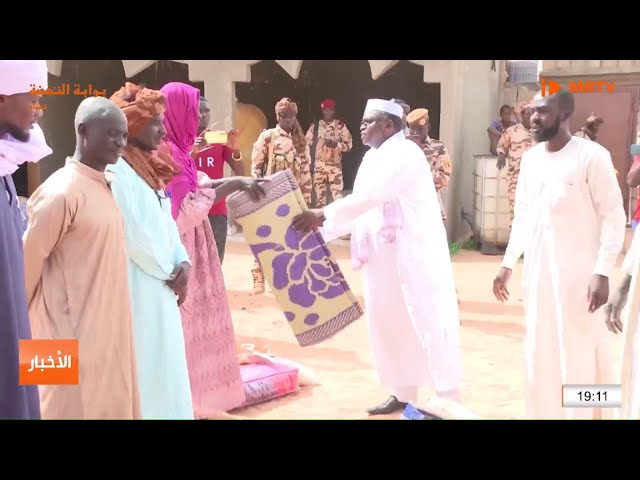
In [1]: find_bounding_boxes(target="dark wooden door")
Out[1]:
[569,87,639,217]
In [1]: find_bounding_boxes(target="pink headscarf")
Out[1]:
[160,82,201,219]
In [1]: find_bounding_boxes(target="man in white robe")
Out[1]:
[604,222,640,418]
[107,83,194,419]
[292,99,462,416]
[493,91,626,419]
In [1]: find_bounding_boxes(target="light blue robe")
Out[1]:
[108,158,194,420]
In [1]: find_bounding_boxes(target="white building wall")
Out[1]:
[47,59,501,241]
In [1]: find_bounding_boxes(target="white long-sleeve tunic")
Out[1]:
[619,211,640,418]
[321,131,462,394]
[503,136,626,419]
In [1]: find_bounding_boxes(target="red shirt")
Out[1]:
[194,144,234,216]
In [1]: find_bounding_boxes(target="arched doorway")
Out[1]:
[296,60,373,188]
[235,60,372,189]
[371,61,441,139]
[234,60,442,190]
[35,60,203,188]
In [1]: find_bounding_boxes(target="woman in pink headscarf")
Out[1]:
[160,82,265,417]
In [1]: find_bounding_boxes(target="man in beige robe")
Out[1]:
[23,97,141,419]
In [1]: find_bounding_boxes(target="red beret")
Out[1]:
[321,98,336,109]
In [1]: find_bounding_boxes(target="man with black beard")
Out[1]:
[492,90,626,419]
[0,60,52,419]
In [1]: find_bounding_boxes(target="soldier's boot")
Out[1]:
[251,266,265,295]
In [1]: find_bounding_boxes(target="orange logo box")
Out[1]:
[19,339,79,385]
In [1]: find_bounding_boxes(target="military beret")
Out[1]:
[406,108,429,127]
[321,98,336,109]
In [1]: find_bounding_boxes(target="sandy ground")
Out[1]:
[222,235,628,420]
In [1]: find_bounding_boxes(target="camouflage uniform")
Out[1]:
[418,136,452,221]
[496,123,536,229]
[250,124,312,292]
[251,124,312,200]
[574,114,603,142]
[305,119,353,208]
[574,128,595,141]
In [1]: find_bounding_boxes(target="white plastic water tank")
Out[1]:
[473,155,510,247]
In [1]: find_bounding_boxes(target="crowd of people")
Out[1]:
[2,62,266,419]
[2,59,639,420]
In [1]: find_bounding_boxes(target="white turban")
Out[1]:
[364,99,404,119]
[0,60,52,176]
[0,60,48,96]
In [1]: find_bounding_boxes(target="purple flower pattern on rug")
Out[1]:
[251,202,348,326]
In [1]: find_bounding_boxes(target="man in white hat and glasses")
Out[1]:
[0,60,52,419]
[292,99,462,416]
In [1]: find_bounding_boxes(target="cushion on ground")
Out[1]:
[240,363,300,407]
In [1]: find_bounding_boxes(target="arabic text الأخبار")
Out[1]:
[27,350,72,372]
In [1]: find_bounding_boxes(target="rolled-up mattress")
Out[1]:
[227,169,364,347]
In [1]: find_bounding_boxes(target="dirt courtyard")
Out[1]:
[223,236,628,420]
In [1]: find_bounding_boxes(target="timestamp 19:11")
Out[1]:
[561,384,621,408]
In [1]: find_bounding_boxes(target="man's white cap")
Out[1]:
[0,60,48,96]
[364,99,404,118]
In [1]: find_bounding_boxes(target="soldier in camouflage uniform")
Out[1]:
[250,97,312,294]
[488,104,517,155]
[305,98,353,208]
[574,113,604,141]
[406,108,452,221]
[496,101,537,231]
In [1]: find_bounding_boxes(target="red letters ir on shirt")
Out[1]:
[194,144,234,216]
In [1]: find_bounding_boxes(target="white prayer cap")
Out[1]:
[364,99,404,119]
[0,60,48,96]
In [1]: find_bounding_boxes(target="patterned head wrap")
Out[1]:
[275,97,306,153]
[110,82,181,190]
[111,82,166,137]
